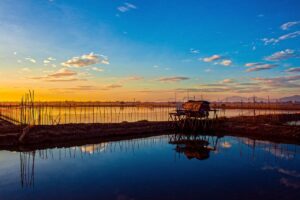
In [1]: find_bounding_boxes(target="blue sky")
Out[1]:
[0,0,300,101]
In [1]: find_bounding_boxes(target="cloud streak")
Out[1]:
[91,67,104,72]
[158,76,190,83]
[246,64,277,72]
[48,68,77,78]
[190,48,199,54]
[25,57,36,63]
[265,49,296,61]
[103,84,122,89]
[286,67,300,73]
[280,21,300,30]
[220,59,232,66]
[253,75,300,88]
[220,79,234,84]
[117,2,137,13]
[203,55,221,62]
[29,68,86,82]
[61,53,109,68]
[262,31,300,45]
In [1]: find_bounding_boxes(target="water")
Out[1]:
[287,121,300,126]
[0,106,173,124]
[0,135,299,199]
[1,105,299,125]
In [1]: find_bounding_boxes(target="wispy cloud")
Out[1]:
[25,57,36,63]
[246,64,277,72]
[190,48,200,54]
[202,55,221,62]
[124,76,144,81]
[48,68,77,78]
[253,75,300,88]
[56,84,123,91]
[91,67,104,72]
[220,59,232,66]
[102,84,122,90]
[286,67,300,73]
[245,62,264,67]
[48,57,56,61]
[45,78,85,82]
[61,52,109,68]
[262,31,300,45]
[265,49,297,61]
[117,2,137,13]
[220,79,234,84]
[280,21,300,30]
[62,85,99,91]
[43,57,56,65]
[179,86,269,94]
[175,80,270,94]
[29,68,86,82]
[158,76,190,83]
[187,78,291,94]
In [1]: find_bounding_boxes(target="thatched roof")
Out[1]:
[183,100,210,112]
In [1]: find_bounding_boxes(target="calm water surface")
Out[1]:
[0,135,299,200]
[1,105,299,125]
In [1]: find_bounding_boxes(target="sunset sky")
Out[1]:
[0,0,300,101]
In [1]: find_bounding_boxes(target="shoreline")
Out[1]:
[0,121,171,151]
[0,113,300,151]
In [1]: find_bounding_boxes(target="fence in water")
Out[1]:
[0,104,176,125]
[2,103,300,126]
[1,91,299,126]
[0,91,176,125]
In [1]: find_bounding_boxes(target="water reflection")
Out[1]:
[80,143,108,154]
[169,134,220,160]
[240,138,297,160]
[18,137,167,188]
[16,134,300,191]
[19,151,35,188]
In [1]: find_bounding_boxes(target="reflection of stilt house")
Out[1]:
[169,134,219,160]
[169,100,218,131]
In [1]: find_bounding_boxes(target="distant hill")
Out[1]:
[221,96,267,102]
[279,95,300,102]
[221,96,248,102]
[219,95,300,103]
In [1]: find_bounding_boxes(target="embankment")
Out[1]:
[0,113,300,151]
[0,121,171,151]
[214,114,300,144]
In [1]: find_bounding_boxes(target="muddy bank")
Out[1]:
[0,121,171,151]
[0,113,300,151]
[214,113,300,144]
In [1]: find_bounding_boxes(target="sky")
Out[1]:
[0,0,300,101]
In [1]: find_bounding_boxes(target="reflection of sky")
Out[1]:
[80,143,108,154]
[262,166,300,189]
[0,136,299,199]
[220,141,232,148]
[240,138,296,160]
